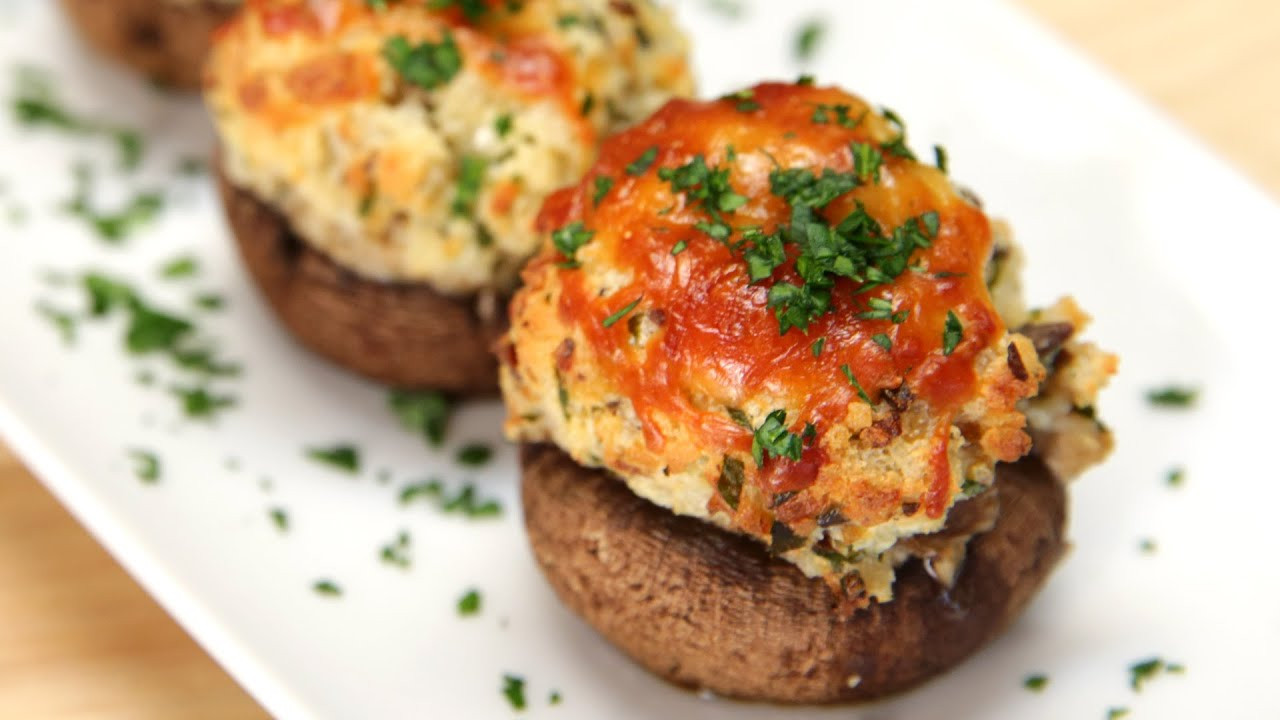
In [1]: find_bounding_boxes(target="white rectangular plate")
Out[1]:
[1,1,1278,718]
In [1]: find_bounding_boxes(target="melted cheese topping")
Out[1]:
[205,0,693,293]
[501,82,1111,603]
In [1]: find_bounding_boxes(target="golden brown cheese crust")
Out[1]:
[205,0,693,293]
[498,82,1101,600]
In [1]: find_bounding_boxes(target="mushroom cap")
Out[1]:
[219,167,503,393]
[520,442,1066,704]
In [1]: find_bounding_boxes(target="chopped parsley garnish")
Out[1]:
[871,333,892,351]
[379,531,412,569]
[579,92,594,116]
[602,296,643,328]
[1128,657,1184,691]
[658,155,746,240]
[670,239,688,255]
[269,507,289,532]
[557,13,581,27]
[452,155,486,217]
[457,588,482,616]
[960,478,985,498]
[312,580,342,597]
[706,0,745,19]
[383,32,463,90]
[1022,674,1048,692]
[1165,466,1185,488]
[456,443,493,467]
[1146,385,1198,408]
[592,175,614,206]
[745,164,940,335]
[501,674,527,711]
[811,103,859,128]
[399,479,502,518]
[427,0,489,19]
[175,156,206,176]
[306,444,361,474]
[942,310,963,355]
[64,165,163,244]
[751,410,807,467]
[58,272,241,416]
[388,390,452,447]
[811,337,826,357]
[840,364,873,404]
[717,455,745,510]
[850,141,883,183]
[724,88,760,112]
[194,293,224,312]
[1138,538,1157,554]
[549,691,562,705]
[494,113,513,137]
[159,255,198,279]
[1107,708,1131,720]
[12,67,144,170]
[171,385,236,420]
[879,107,917,160]
[794,19,825,61]
[552,221,594,267]
[128,449,160,484]
[934,144,949,174]
[625,146,658,176]
[36,302,76,344]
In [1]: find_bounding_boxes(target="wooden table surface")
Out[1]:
[2,2,1277,718]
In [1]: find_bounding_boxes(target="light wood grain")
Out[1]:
[1,2,1276,718]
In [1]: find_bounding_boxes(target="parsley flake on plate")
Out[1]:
[388,389,453,448]
[1128,657,1185,691]
[379,531,412,569]
[128,449,160,484]
[501,674,527,711]
[457,588,482,616]
[1146,385,1198,408]
[794,19,825,61]
[1022,674,1049,692]
[312,580,343,597]
[456,443,493,467]
[307,444,361,474]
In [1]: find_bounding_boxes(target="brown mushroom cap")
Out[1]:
[60,0,234,90]
[218,168,504,393]
[520,443,1067,704]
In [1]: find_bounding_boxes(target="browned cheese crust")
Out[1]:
[520,443,1066,704]
[218,168,504,393]
[60,0,234,90]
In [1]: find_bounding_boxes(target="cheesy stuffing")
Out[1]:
[205,0,693,294]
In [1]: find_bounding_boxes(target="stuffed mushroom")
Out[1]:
[206,0,693,391]
[61,0,239,89]
[500,80,1117,702]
